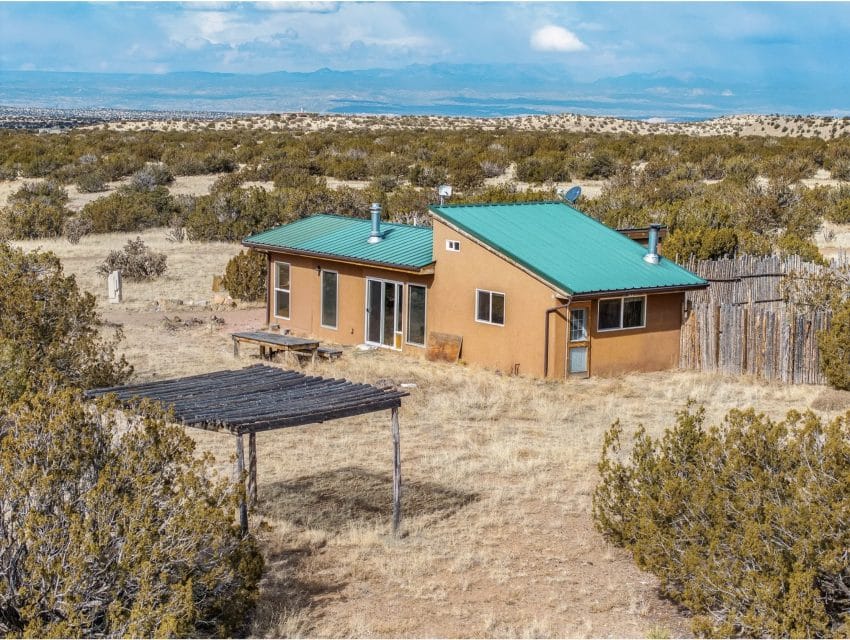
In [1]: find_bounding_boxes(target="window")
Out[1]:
[407,284,427,346]
[446,239,460,252]
[597,295,646,331]
[570,308,587,341]
[321,270,337,329]
[476,289,505,325]
[273,262,290,319]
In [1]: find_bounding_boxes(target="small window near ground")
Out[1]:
[475,289,505,326]
[321,270,337,329]
[598,295,646,331]
[274,261,290,319]
[407,284,426,346]
[446,239,461,252]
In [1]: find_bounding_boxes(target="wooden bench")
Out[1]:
[231,332,320,363]
[317,346,343,360]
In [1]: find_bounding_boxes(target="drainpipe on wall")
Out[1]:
[543,296,573,378]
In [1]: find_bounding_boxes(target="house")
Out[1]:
[242,201,707,378]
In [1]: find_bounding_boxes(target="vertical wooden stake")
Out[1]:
[248,432,258,506]
[233,337,240,358]
[391,407,402,535]
[235,433,248,535]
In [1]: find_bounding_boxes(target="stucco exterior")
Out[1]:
[249,211,698,378]
[264,250,432,355]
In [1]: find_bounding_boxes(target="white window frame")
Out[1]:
[569,308,588,342]
[446,239,461,252]
[475,288,506,326]
[596,294,647,332]
[320,269,338,330]
[406,283,427,347]
[273,261,291,320]
[364,277,404,351]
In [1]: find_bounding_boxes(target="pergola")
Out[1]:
[85,364,408,534]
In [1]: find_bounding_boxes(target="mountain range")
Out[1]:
[1,64,848,119]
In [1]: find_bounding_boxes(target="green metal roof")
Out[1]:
[243,214,434,270]
[430,201,707,295]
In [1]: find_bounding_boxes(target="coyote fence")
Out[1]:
[680,302,830,384]
[678,255,845,384]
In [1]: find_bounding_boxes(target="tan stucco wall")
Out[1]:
[586,292,684,376]
[429,218,564,377]
[257,225,686,377]
[265,250,432,354]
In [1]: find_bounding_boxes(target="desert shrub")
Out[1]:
[130,162,174,190]
[222,250,267,302]
[75,169,109,193]
[0,388,263,637]
[63,215,93,244]
[0,201,68,239]
[0,243,132,403]
[579,152,617,179]
[819,298,850,389]
[594,405,850,637]
[186,186,290,242]
[82,186,176,233]
[831,158,850,181]
[98,237,168,281]
[776,232,827,265]
[661,227,739,260]
[9,179,68,206]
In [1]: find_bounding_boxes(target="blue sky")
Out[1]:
[2,1,850,85]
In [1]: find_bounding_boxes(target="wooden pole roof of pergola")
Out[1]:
[85,364,407,434]
[85,364,408,534]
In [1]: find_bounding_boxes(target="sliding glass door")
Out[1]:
[366,279,403,349]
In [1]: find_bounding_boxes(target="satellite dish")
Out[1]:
[561,186,582,204]
[438,185,453,198]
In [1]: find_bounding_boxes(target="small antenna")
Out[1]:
[559,186,582,204]
[438,185,453,206]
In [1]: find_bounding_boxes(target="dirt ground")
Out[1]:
[15,230,848,638]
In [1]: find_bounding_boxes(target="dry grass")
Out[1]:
[13,228,243,313]
[19,230,845,638]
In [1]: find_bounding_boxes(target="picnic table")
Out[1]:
[231,332,321,363]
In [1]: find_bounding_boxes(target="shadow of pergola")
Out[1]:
[257,465,479,533]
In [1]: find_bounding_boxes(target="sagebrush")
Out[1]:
[98,237,168,281]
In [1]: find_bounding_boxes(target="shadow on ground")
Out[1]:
[257,465,479,533]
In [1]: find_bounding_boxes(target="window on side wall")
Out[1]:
[476,289,505,326]
[597,295,646,331]
[321,270,338,329]
[274,261,290,319]
[407,284,427,346]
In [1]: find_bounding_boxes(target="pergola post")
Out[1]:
[391,407,402,534]
[235,433,248,535]
[247,432,258,506]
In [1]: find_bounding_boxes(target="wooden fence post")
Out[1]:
[391,407,402,535]
[235,434,248,535]
[713,304,721,370]
[248,432,258,506]
[741,306,749,373]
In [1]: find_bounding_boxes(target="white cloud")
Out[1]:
[255,2,341,13]
[530,25,586,52]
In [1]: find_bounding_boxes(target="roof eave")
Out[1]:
[569,282,709,300]
[242,240,436,274]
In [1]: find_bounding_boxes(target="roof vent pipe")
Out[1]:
[367,202,382,244]
[644,224,661,264]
